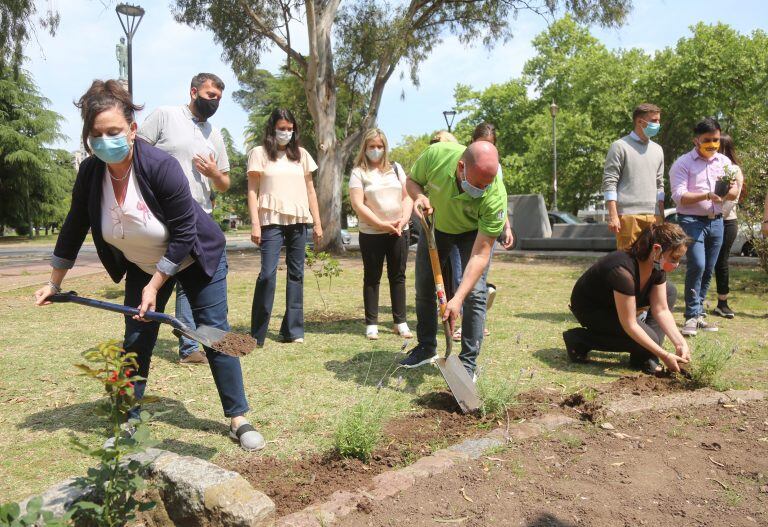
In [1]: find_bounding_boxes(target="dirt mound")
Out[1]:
[221,375,693,516]
[337,401,768,527]
[220,399,483,516]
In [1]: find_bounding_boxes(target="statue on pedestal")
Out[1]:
[116,37,128,80]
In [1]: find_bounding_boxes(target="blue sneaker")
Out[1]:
[399,345,437,368]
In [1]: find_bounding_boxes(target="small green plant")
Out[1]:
[68,341,159,526]
[0,496,72,526]
[305,248,343,310]
[685,339,734,389]
[477,370,524,419]
[333,401,385,462]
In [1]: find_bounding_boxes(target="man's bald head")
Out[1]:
[460,141,499,190]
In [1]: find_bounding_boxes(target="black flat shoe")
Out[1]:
[563,330,590,363]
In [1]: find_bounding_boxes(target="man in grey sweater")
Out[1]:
[603,103,665,249]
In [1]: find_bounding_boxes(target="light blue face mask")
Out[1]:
[643,121,661,138]
[89,134,131,164]
[460,166,485,199]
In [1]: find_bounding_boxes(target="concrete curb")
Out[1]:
[20,448,275,527]
[274,389,764,527]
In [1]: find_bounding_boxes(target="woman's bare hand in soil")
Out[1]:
[661,352,688,373]
[34,284,56,306]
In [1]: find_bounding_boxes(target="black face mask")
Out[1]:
[193,95,219,120]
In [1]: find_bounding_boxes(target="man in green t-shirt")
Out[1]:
[401,141,507,379]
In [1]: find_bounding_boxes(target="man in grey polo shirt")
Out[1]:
[139,72,230,364]
[602,103,665,250]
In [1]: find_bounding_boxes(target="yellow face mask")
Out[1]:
[698,140,720,159]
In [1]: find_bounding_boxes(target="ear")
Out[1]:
[128,121,138,141]
[190,87,197,99]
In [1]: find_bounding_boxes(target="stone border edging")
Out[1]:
[20,448,275,527]
[275,389,764,527]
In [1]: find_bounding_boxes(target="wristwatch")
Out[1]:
[46,280,61,293]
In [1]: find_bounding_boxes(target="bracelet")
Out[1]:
[46,280,61,293]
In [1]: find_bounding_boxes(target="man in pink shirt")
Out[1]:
[670,118,738,336]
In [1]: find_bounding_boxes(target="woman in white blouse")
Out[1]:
[349,128,413,340]
[247,108,322,346]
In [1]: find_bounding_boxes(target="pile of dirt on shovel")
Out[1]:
[220,374,689,516]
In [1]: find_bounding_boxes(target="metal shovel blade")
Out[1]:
[436,355,482,413]
[174,325,226,350]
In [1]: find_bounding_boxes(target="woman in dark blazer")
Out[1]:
[34,80,263,451]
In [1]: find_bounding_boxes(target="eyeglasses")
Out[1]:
[110,204,125,240]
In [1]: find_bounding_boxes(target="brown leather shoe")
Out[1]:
[180,350,208,364]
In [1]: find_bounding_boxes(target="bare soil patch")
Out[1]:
[337,400,768,527]
[220,374,696,517]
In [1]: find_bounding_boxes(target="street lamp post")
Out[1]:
[115,3,145,95]
[549,100,559,212]
[442,110,457,133]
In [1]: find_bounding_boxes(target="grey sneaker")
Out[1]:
[230,422,266,451]
[399,345,437,368]
[713,305,735,319]
[697,315,719,332]
[681,317,698,337]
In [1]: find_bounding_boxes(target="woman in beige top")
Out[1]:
[713,134,744,319]
[247,108,322,346]
[349,128,413,340]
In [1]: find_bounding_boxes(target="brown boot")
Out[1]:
[180,350,208,364]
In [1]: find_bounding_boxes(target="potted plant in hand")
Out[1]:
[714,165,737,197]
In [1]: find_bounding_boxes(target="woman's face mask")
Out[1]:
[654,246,680,273]
[89,132,132,164]
[365,147,384,162]
[275,129,293,146]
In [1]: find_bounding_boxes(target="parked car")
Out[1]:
[341,229,352,245]
[664,208,757,256]
[548,211,585,228]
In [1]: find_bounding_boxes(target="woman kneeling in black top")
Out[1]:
[564,224,691,374]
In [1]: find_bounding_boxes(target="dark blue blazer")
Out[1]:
[53,138,225,282]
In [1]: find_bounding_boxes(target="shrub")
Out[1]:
[305,248,343,310]
[478,374,521,420]
[333,401,385,462]
[0,496,71,526]
[686,339,734,389]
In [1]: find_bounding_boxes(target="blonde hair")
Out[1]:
[354,128,391,172]
[430,130,458,144]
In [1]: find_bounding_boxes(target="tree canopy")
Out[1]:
[0,66,74,234]
[173,0,632,251]
[448,18,768,214]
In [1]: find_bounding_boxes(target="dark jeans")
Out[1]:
[359,231,409,325]
[250,223,307,344]
[715,218,738,296]
[678,214,724,318]
[124,253,249,418]
[175,282,199,358]
[415,229,488,376]
[565,283,678,363]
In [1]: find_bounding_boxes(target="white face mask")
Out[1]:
[275,129,293,146]
[366,147,384,162]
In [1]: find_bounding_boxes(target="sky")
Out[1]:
[23,0,768,153]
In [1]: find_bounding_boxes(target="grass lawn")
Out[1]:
[1,251,766,502]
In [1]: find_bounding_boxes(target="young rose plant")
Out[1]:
[67,341,158,526]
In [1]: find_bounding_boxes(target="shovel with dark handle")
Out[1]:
[416,205,482,414]
[49,292,256,357]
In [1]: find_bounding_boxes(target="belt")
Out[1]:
[680,213,723,220]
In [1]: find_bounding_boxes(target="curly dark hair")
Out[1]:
[75,79,143,154]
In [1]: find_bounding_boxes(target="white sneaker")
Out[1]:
[366,325,379,340]
[681,317,698,337]
[394,322,412,339]
[697,315,719,332]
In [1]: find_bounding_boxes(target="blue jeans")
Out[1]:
[415,229,488,376]
[175,283,199,358]
[250,224,307,344]
[678,214,724,319]
[123,252,249,418]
